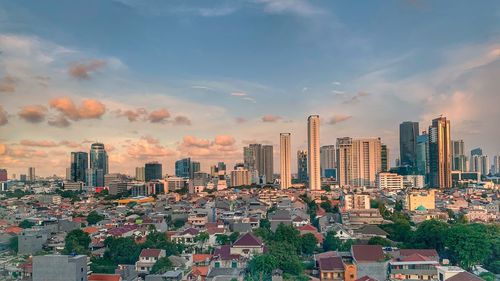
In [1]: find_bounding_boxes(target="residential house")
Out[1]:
[388,249,439,280]
[135,249,166,275]
[351,245,388,281]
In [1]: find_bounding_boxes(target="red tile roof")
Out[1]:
[191,266,209,277]
[180,228,199,236]
[352,245,384,262]
[140,248,162,258]
[318,256,344,271]
[446,272,482,281]
[193,254,213,263]
[232,233,263,247]
[399,249,438,258]
[356,276,378,281]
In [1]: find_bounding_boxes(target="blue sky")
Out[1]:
[0,0,499,176]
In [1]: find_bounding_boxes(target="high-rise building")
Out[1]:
[307,115,321,190]
[243,143,273,183]
[145,162,162,181]
[320,145,336,177]
[279,133,291,189]
[471,155,489,176]
[416,133,429,177]
[428,116,452,188]
[230,167,250,187]
[175,158,199,179]
[297,150,308,183]
[451,140,467,172]
[28,167,36,182]
[381,144,389,172]
[337,137,382,187]
[70,152,88,183]
[399,121,419,168]
[471,147,483,157]
[0,169,7,181]
[135,167,145,181]
[89,142,108,187]
[493,155,500,175]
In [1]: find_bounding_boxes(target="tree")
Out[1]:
[320,201,333,213]
[368,237,393,247]
[216,234,230,245]
[151,256,173,274]
[412,220,448,254]
[323,231,342,251]
[380,219,413,243]
[87,211,104,225]
[274,224,301,252]
[300,233,317,255]
[445,224,493,270]
[8,236,18,253]
[260,219,270,230]
[19,220,35,229]
[268,242,303,275]
[479,272,495,281]
[246,254,278,279]
[104,237,142,264]
[394,200,404,212]
[142,232,182,256]
[229,232,240,243]
[63,229,91,255]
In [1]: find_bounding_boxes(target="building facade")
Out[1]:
[308,115,321,190]
[297,150,308,183]
[145,162,162,181]
[320,145,336,177]
[399,121,419,168]
[279,133,291,189]
[428,117,452,188]
[70,152,88,183]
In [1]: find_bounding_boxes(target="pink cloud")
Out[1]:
[182,136,211,148]
[173,115,192,126]
[20,140,58,147]
[49,97,106,121]
[0,75,16,93]
[215,135,236,146]
[262,114,282,122]
[327,114,352,125]
[18,105,47,123]
[147,108,171,123]
[68,60,106,80]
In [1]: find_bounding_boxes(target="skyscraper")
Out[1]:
[307,115,321,190]
[145,162,162,181]
[320,145,336,177]
[471,155,489,176]
[399,121,419,168]
[28,167,36,182]
[297,150,308,183]
[280,133,291,189]
[428,116,452,188]
[70,152,88,183]
[471,147,483,157]
[416,133,429,177]
[243,143,273,183]
[135,167,145,181]
[451,140,467,172]
[89,143,108,187]
[0,169,7,181]
[174,158,200,179]
[493,155,500,175]
[337,137,382,187]
[381,144,389,172]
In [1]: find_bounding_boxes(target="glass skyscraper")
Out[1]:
[399,121,419,168]
[175,158,200,179]
[89,143,108,187]
[145,162,162,181]
[71,152,88,183]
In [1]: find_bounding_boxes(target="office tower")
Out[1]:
[135,167,145,181]
[19,174,26,182]
[262,145,274,183]
[175,158,200,179]
[471,155,489,176]
[399,121,419,168]
[217,162,226,172]
[297,150,308,183]
[0,169,7,181]
[307,115,321,190]
[428,116,452,188]
[320,145,336,177]
[279,133,291,189]
[337,137,353,187]
[381,144,389,172]
[336,137,382,187]
[70,152,88,183]
[471,147,483,157]
[243,143,273,183]
[28,167,36,182]
[145,162,162,181]
[230,167,250,187]
[493,155,500,175]
[89,142,108,187]
[451,140,467,172]
[416,133,429,177]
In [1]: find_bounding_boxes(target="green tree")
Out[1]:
[368,237,393,247]
[246,254,278,279]
[260,219,270,230]
[8,236,18,253]
[274,224,301,252]
[268,242,303,275]
[216,234,230,245]
[90,257,116,274]
[380,219,413,243]
[104,237,141,264]
[229,232,240,243]
[142,232,182,256]
[445,224,493,270]
[87,211,105,225]
[63,229,91,255]
[323,231,342,251]
[412,220,448,254]
[479,272,495,281]
[339,239,355,251]
[300,233,317,255]
[320,201,333,213]
[19,220,35,229]
[151,256,173,274]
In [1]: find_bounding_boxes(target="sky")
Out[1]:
[0,0,499,177]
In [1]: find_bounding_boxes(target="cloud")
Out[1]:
[147,108,171,123]
[254,0,324,17]
[262,114,282,122]
[47,116,71,128]
[20,140,58,147]
[332,81,341,86]
[140,135,160,145]
[182,136,211,148]
[231,92,247,97]
[342,91,370,104]
[18,105,47,123]
[68,60,106,80]
[215,135,236,146]
[235,117,247,124]
[0,106,8,126]
[0,76,16,93]
[59,140,81,148]
[327,114,352,125]
[125,137,176,159]
[173,115,192,126]
[49,97,106,120]
[198,6,236,17]
[4,146,48,158]
[115,108,147,122]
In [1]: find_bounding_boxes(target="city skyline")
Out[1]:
[1,1,500,176]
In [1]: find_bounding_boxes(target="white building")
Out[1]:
[280,133,292,189]
[308,115,321,191]
[377,172,403,190]
[320,145,336,177]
